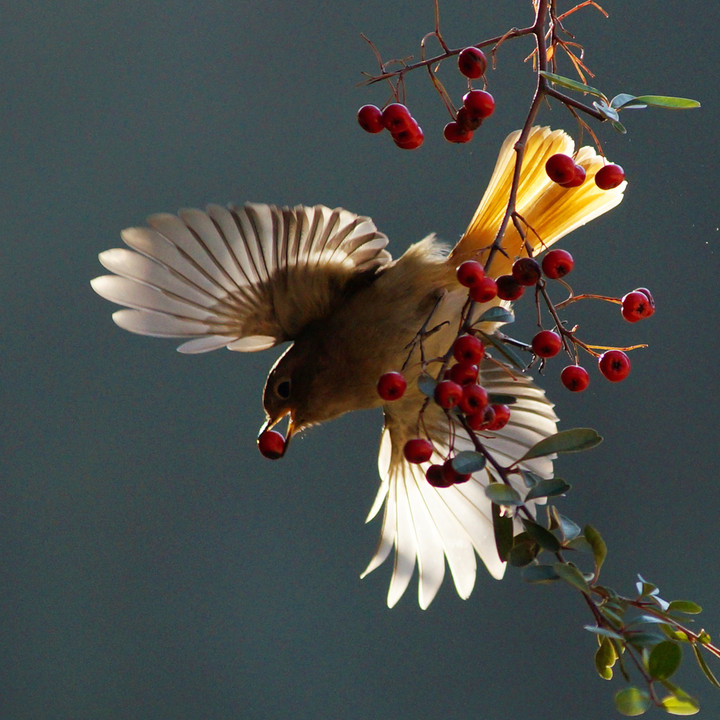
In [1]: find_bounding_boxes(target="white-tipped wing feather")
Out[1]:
[362,360,559,609]
[91,203,392,353]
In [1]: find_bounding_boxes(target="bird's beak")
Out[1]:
[258,411,297,455]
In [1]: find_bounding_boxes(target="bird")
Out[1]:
[91,126,625,609]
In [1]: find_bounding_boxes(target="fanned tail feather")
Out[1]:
[450,126,626,277]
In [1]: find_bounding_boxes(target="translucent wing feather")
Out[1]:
[91,203,392,353]
[362,360,559,609]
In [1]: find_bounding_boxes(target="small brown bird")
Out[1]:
[91,126,625,608]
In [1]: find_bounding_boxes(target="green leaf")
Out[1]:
[631,95,701,110]
[477,330,527,370]
[557,513,581,541]
[525,477,571,501]
[485,483,522,506]
[584,524,607,576]
[521,519,560,552]
[553,562,590,592]
[585,625,624,641]
[451,451,486,475]
[417,374,436,398]
[648,641,682,680]
[507,538,539,567]
[610,92,641,109]
[595,637,617,680]
[691,644,720,689]
[519,428,603,461]
[593,100,620,121]
[611,119,628,134]
[615,687,651,716]
[659,695,700,715]
[668,600,702,615]
[539,71,608,101]
[492,501,513,562]
[522,564,560,583]
[476,306,515,325]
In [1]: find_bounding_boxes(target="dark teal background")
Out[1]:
[4,2,720,718]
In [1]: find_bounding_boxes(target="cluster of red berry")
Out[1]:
[509,250,654,390]
[357,103,425,150]
[546,153,626,190]
[376,330,511,487]
[358,47,496,149]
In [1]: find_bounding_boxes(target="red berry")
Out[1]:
[531,330,562,358]
[441,458,471,485]
[456,260,485,287]
[459,383,489,415]
[357,104,384,133]
[377,371,407,401]
[487,403,511,430]
[634,287,656,316]
[462,89,495,119]
[560,364,590,392]
[446,362,479,385]
[545,153,577,185]
[512,257,542,286]
[453,334,485,364]
[434,380,463,409]
[469,276,498,302]
[381,103,414,134]
[457,47,487,79]
[598,350,631,382]
[455,107,482,133]
[595,163,625,190]
[542,249,574,279]
[496,274,525,301]
[621,291,654,323]
[392,124,424,150]
[560,163,586,188]
[426,463,454,488]
[403,438,434,464]
[466,403,495,431]
[443,121,473,144]
[257,429,286,459]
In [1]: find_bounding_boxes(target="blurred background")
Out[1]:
[3,1,719,718]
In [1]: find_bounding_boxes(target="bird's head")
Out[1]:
[258,336,387,457]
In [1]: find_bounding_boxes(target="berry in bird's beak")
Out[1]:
[257,414,297,459]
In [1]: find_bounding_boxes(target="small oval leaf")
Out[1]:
[648,641,682,680]
[417,374,437,398]
[668,600,702,615]
[540,71,607,101]
[553,562,590,592]
[659,696,700,715]
[631,94,701,109]
[525,477,571,501]
[522,519,561,552]
[520,428,603,461]
[584,524,607,576]
[615,687,651,716]
[451,450,486,474]
[476,306,515,325]
[485,483,522,506]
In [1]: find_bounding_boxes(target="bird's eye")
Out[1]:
[274,378,291,399]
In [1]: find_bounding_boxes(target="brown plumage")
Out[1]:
[91,126,625,607]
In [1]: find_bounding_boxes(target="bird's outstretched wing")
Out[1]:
[362,360,558,609]
[91,203,392,353]
[450,126,626,276]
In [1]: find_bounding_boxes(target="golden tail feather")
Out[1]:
[449,126,626,277]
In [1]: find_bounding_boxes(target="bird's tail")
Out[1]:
[449,126,626,276]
